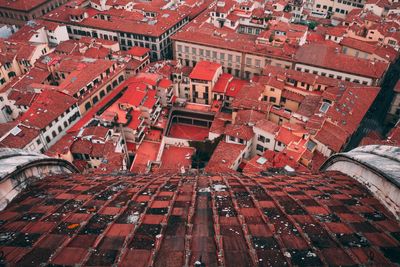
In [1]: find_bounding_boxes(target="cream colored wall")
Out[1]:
[294,63,374,85]
[263,85,282,105]
[174,40,292,79]
[283,99,300,112]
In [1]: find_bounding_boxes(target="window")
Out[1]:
[46,136,51,143]
[270,97,277,103]
[85,102,91,111]
[36,139,41,145]
[8,71,16,78]
[246,58,252,66]
[229,136,235,141]
[58,126,62,133]
[52,131,56,138]
[258,135,265,142]
[256,144,264,152]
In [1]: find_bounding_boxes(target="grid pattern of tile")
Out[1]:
[0,171,399,266]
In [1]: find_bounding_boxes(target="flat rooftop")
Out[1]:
[184,103,214,113]
[168,123,209,141]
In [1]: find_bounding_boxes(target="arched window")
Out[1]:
[118,75,124,83]
[64,121,68,128]
[85,102,91,111]
[8,71,16,78]
[106,84,112,92]
[93,96,99,104]
[52,131,56,138]
[45,136,50,143]
[100,90,105,98]
[58,126,62,133]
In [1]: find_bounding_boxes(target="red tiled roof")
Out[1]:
[295,43,389,79]
[340,37,398,62]
[205,141,245,172]
[130,140,160,173]
[231,83,268,112]
[255,119,280,134]
[44,3,191,37]
[83,46,110,59]
[275,126,302,146]
[158,78,172,89]
[67,76,132,133]
[282,89,305,103]
[210,117,227,135]
[46,132,76,157]
[325,26,347,37]
[0,0,47,11]
[235,109,265,125]
[0,124,40,149]
[213,73,233,93]
[159,146,195,171]
[225,78,248,97]
[127,46,150,57]
[19,90,77,130]
[70,139,92,155]
[326,86,380,134]
[0,122,18,137]
[1,171,399,266]
[314,121,350,152]
[189,61,221,81]
[296,95,322,118]
[58,57,115,97]
[7,90,38,107]
[127,110,142,130]
[224,124,254,141]
[119,83,147,107]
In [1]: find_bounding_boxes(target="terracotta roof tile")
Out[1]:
[0,171,399,266]
[295,43,389,79]
[189,61,221,81]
